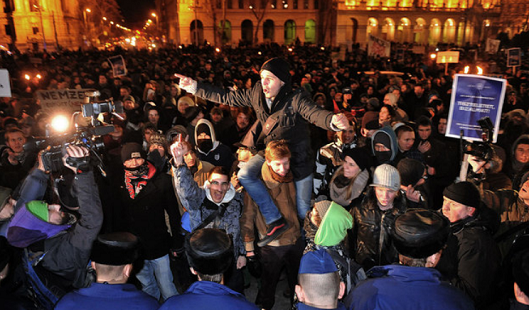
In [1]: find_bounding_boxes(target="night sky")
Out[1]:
[116,0,155,28]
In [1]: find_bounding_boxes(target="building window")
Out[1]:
[260,0,266,9]
[304,0,308,9]
[239,0,244,9]
[5,25,11,36]
[293,0,298,9]
[217,0,221,8]
[271,0,277,9]
[313,0,318,9]
[32,27,39,34]
[227,0,232,9]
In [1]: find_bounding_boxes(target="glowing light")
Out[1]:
[51,115,70,133]
[151,13,157,17]
[249,5,253,9]
[464,66,470,74]
[24,74,30,80]
[102,17,107,21]
[321,46,325,50]
[430,53,437,59]
[477,66,483,75]
[85,8,91,13]
[36,74,42,79]
[258,51,262,55]
[288,48,293,52]
[215,47,220,52]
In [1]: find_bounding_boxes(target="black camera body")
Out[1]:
[463,117,495,162]
[25,91,120,173]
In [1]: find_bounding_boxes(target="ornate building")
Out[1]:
[159,0,512,47]
[0,0,86,51]
[1,0,123,52]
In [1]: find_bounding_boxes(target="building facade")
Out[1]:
[0,0,86,52]
[164,0,510,47]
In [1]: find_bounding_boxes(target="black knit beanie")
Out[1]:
[260,58,291,84]
[342,148,370,171]
[443,181,481,209]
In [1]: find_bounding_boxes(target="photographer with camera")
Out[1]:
[5,145,103,309]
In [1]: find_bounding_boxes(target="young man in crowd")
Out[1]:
[240,140,303,310]
[176,57,349,246]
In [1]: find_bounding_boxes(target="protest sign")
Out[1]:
[368,35,391,57]
[485,39,500,54]
[507,48,521,67]
[36,89,92,113]
[446,74,506,143]
[436,51,459,63]
[0,69,12,97]
[108,55,127,76]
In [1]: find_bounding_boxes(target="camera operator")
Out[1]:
[5,145,103,309]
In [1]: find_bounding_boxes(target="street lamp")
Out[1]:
[83,8,92,46]
[33,5,47,50]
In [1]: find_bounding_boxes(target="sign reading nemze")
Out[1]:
[446,74,506,143]
[36,89,93,112]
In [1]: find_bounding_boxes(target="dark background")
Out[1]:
[116,0,155,27]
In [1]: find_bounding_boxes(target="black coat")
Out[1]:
[350,192,407,270]
[195,81,334,180]
[115,164,183,260]
[436,207,501,309]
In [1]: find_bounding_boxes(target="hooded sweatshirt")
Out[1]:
[195,119,235,170]
[371,126,398,165]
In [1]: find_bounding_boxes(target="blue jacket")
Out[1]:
[159,281,258,310]
[297,302,347,310]
[345,265,474,310]
[54,283,158,310]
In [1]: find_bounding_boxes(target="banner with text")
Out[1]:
[36,89,93,113]
[446,74,506,143]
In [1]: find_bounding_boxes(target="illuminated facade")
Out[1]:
[163,0,511,46]
[0,0,86,51]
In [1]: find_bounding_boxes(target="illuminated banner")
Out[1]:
[0,69,12,97]
[108,55,127,76]
[446,74,506,143]
[36,89,94,113]
[507,48,522,67]
[368,35,391,58]
[436,51,459,63]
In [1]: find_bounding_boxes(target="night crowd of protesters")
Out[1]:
[1,42,529,310]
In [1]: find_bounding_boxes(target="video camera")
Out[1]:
[463,117,495,162]
[24,91,123,174]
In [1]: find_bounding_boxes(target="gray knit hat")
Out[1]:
[371,164,401,191]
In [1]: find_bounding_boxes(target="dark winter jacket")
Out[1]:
[195,81,335,180]
[350,191,407,270]
[117,163,183,260]
[436,207,501,308]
